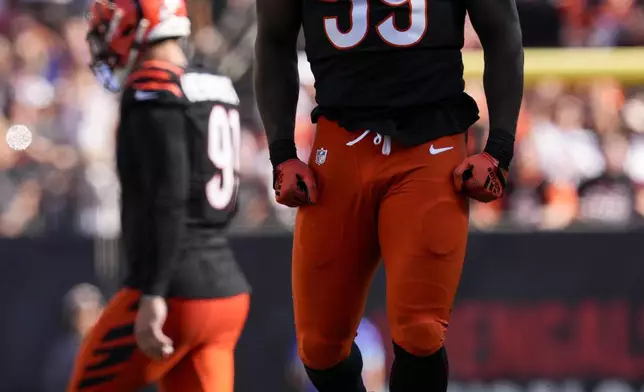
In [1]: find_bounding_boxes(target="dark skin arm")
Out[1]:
[254,0,302,166]
[466,0,524,168]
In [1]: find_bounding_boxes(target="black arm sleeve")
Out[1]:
[254,0,302,167]
[133,105,189,296]
[466,0,524,169]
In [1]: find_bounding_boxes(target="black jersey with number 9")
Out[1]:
[117,61,249,299]
[180,71,241,227]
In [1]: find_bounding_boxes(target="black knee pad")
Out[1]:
[390,342,449,392]
[305,342,367,392]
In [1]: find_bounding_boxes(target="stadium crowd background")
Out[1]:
[1,1,644,390]
[0,0,643,238]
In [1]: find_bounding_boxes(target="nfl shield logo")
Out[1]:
[315,148,328,165]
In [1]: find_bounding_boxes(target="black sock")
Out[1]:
[389,342,449,392]
[304,342,367,392]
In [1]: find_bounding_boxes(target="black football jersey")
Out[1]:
[301,0,479,145]
[117,61,249,298]
[120,62,241,228]
[302,0,467,106]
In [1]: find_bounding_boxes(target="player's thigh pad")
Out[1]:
[378,133,469,356]
[293,117,381,369]
[159,294,249,392]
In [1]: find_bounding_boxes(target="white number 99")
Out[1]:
[324,0,428,49]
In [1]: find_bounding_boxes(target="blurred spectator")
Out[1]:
[530,94,604,185]
[587,0,644,46]
[42,283,104,392]
[623,93,644,182]
[504,141,575,229]
[576,133,640,227]
[555,0,644,46]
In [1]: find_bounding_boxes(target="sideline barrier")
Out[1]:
[1,232,644,391]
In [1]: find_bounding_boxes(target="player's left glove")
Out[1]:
[453,130,514,203]
[453,152,508,203]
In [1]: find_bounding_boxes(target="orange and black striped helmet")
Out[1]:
[86,0,190,91]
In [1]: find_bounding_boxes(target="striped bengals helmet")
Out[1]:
[86,0,191,92]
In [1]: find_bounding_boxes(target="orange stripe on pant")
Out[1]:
[293,117,469,369]
[66,289,249,392]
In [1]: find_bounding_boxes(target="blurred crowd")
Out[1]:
[0,0,644,237]
[517,0,644,47]
[467,79,644,230]
[490,0,644,48]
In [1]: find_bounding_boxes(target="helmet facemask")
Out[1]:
[87,5,150,93]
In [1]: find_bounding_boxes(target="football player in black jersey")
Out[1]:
[67,0,249,391]
[254,0,524,390]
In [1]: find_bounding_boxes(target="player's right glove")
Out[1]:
[274,159,318,207]
[270,140,318,207]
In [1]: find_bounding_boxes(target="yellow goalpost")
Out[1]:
[462,47,644,85]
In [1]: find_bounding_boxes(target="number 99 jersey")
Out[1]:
[302,0,469,109]
[118,61,241,230]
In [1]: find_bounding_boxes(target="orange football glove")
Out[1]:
[274,159,318,207]
[453,152,508,203]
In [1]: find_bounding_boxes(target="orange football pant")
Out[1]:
[66,289,249,392]
[293,117,469,369]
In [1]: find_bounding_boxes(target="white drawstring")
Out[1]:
[346,130,391,155]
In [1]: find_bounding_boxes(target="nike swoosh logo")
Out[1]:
[134,91,158,101]
[429,145,454,155]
